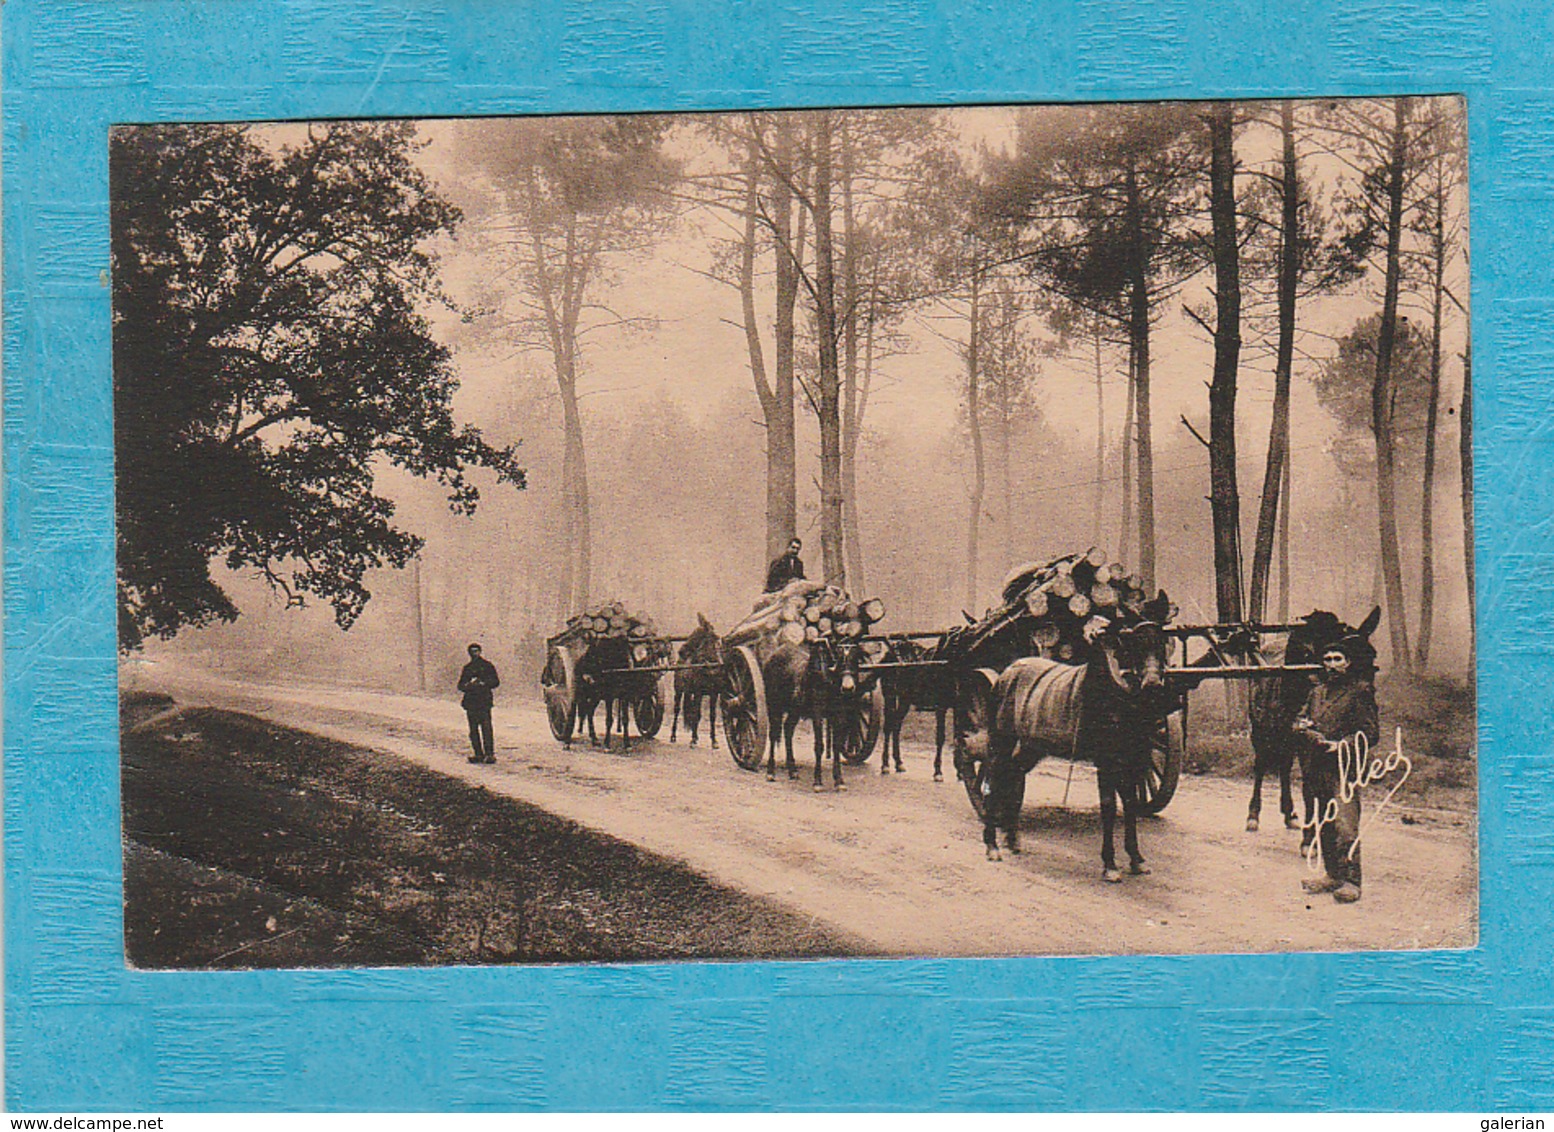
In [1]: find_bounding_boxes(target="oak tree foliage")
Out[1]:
[112,122,523,650]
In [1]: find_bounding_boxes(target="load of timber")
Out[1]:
[724,579,886,659]
[551,601,660,647]
[942,547,1166,667]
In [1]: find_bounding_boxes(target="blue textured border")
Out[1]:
[3,0,1543,1112]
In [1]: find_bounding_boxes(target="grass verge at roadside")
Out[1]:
[122,692,864,968]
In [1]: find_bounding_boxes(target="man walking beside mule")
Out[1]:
[1293,635,1380,905]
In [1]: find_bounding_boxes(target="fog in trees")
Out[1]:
[124,100,1472,698]
[983,103,1207,594]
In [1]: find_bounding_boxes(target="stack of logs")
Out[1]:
[994,548,1152,662]
[727,579,887,650]
[558,601,658,644]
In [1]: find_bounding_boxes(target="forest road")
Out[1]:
[132,661,1477,959]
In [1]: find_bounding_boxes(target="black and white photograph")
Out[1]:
[114,97,1476,968]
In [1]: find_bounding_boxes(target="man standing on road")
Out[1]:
[458,643,500,764]
[1293,634,1380,905]
[765,537,806,593]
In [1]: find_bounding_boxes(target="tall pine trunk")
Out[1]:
[1207,103,1244,623]
[1093,321,1105,546]
[1120,345,1136,566]
[769,120,800,560]
[1251,100,1299,624]
[524,198,591,615]
[557,408,576,614]
[811,112,846,586]
[1461,333,1474,657]
[966,264,984,611]
[996,293,1017,569]
[1373,97,1415,672]
[737,134,790,566]
[842,413,865,590]
[840,123,867,592]
[558,360,591,610]
[1277,438,1292,620]
[1126,163,1158,591]
[853,292,881,588]
[1001,404,1015,570]
[1416,158,1447,670]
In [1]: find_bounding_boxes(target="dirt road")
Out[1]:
[130,661,1477,958]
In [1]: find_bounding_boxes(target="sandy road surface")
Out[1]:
[131,662,1477,958]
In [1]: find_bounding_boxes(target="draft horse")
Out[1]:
[971,593,1174,882]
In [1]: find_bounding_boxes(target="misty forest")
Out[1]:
[113,98,1472,703]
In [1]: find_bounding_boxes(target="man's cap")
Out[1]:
[468,642,482,652]
[1328,634,1377,674]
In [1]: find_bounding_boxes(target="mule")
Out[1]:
[971,593,1174,882]
[764,638,868,791]
[1245,607,1381,837]
[573,636,657,752]
[879,636,954,779]
[670,614,723,748]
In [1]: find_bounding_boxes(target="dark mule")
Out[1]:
[764,638,868,791]
[879,636,954,779]
[972,593,1174,882]
[1246,607,1381,836]
[574,637,657,752]
[670,614,723,748]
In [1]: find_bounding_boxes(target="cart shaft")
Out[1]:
[1168,663,1321,679]
[1166,622,1306,637]
[594,662,722,676]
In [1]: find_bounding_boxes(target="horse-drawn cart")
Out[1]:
[717,642,886,773]
[541,603,673,747]
[717,642,770,770]
[716,580,887,778]
[847,550,1192,819]
[854,551,1323,824]
[951,619,1322,821]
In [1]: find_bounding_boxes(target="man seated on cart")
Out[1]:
[765,537,806,593]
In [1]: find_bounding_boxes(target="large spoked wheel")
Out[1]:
[838,683,885,765]
[952,668,999,821]
[542,645,576,743]
[634,677,666,739]
[1138,704,1186,815]
[720,646,769,772]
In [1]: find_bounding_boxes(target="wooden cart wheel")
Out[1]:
[634,674,667,739]
[952,668,999,821]
[720,645,769,772]
[542,645,576,743]
[1138,704,1185,815]
[838,683,885,765]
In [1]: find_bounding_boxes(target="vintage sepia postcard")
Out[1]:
[9,0,1546,1115]
[114,99,1475,968]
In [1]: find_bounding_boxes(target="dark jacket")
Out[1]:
[458,657,500,712]
[1293,676,1379,754]
[765,552,805,593]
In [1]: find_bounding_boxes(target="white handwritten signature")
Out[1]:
[1302,726,1413,871]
